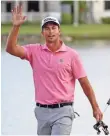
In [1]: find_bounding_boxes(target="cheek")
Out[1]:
[56,31,60,37]
[43,32,48,37]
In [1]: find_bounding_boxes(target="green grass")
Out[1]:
[1,24,110,39]
[61,24,110,39]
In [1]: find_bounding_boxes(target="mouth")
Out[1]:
[48,35,55,38]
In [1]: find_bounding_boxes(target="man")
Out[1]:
[6,6,103,135]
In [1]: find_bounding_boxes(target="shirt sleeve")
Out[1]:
[21,44,32,62]
[21,44,40,64]
[71,52,87,79]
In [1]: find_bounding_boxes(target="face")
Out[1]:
[42,22,61,43]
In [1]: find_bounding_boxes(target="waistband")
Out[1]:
[36,102,73,108]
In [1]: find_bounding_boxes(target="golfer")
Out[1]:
[6,6,103,135]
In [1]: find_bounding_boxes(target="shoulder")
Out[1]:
[66,45,79,57]
[23,43,43,51]
[24,43,42,48]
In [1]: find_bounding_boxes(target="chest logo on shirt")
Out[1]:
[59,58,64,63]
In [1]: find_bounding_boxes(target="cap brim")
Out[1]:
[42,21,60,28]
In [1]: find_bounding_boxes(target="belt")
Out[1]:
[36,102,73,108]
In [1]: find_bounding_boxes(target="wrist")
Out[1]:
[13,25,21,28]
[92,105,99,111]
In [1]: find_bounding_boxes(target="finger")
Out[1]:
[22,16,27,21]
[15,7,17,13]
[17,5,19,13]
[11,10,14,15]
[12,7,15,13]
[19,5,23,14]
[99,113,103,121]
[96,113,103,122]
[17,5,21,14]
[96,115,100,122]
[13,7,17,14]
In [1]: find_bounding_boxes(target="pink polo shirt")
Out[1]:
[22,43,86,104]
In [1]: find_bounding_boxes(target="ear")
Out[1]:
[59,28,61,36]
[41,31,44,36]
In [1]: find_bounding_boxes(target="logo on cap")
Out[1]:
[41,16,60,27]
[44,18,56,23]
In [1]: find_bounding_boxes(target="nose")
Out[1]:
[49,28,54,34]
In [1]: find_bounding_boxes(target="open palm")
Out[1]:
[12,6,27,26]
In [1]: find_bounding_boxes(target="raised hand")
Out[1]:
[11,5,27,26]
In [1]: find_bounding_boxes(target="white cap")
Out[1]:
[41,16,60,28]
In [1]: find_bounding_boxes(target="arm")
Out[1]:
[6,5,26,58]
[78,77,103,121]
[71,51,103,121]
[6,26,25,57]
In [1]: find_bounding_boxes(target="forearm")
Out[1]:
[83,85,99,110]
[6,25,20,52]
[79,78,99,110]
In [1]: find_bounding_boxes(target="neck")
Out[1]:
[46,40,62,52]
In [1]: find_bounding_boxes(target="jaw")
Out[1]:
[46,36,57,43]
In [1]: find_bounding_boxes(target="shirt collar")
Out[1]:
[42,41,67,52]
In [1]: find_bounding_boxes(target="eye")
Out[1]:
[52,26,56,29]
[45,27,49,30]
